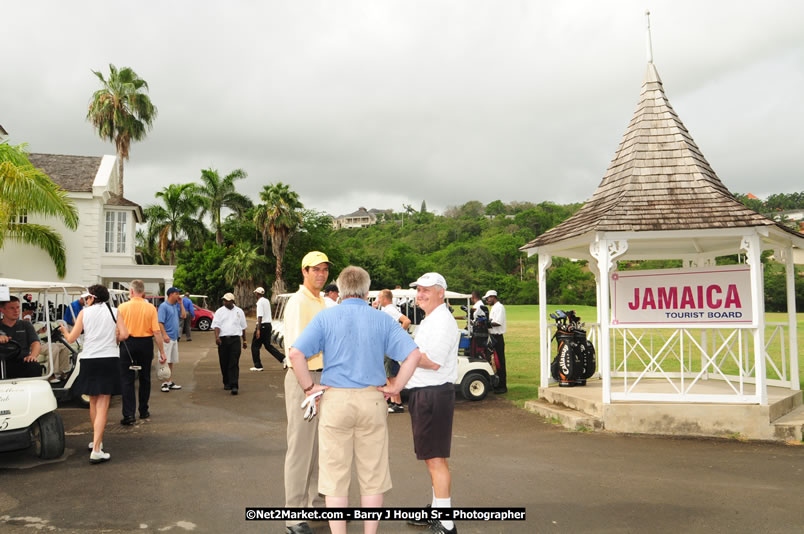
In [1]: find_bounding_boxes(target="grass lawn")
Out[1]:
[503,305,804,407]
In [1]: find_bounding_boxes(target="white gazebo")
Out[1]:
[521,19,803,440]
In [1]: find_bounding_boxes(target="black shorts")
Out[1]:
[408,382,455,460]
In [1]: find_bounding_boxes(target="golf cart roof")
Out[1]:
[0,278,87,294]
[368,288,470,300]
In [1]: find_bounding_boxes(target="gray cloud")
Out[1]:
[3,1,802,219]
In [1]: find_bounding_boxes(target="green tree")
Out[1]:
[485,199,507,216]
[144,183,206,265]
[221,243,270,310]
[196,168,252,246]
[87,64,157,196]
[0,142,79,278]
[254,182,304,297]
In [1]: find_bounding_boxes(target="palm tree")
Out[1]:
[87,64,157,196]
[254,182,303,297]
[0,142,79,278]
[144,183,206,265]
[221,244,270,310]
[196,168,252,245]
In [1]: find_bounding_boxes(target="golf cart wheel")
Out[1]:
[197,317,212,331]
[79,394,91,408]
[461,372,490,401]
[31,412,65,459]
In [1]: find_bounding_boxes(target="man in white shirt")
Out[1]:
[484,290,507,394]
[250,287,285,371]
[405,273,460,534]
[323,284,339,308]
[211,292,247,395]
[378,289,411,413]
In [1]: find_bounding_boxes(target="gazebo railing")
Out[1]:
[546,322,794,403]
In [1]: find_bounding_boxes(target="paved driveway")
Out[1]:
[2,333,803,533]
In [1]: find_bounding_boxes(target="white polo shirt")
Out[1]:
[406,303,459,389]
[381,303,403,322]
[489,301,506,334]
[211,305,247,337]
[255,297,272,324]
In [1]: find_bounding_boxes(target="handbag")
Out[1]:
[106,302,140,371]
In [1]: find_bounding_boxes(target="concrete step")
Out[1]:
[524,399,603,432]
[539,385,603,417]
[772,404,804,442]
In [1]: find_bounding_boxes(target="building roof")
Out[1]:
[521,62,798,251]
[28,153,103,192]
[337,207,376,219]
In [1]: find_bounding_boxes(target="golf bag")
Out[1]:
[550,310,596,387]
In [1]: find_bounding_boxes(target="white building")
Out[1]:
[0,152,175,288]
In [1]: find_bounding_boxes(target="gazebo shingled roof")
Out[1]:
[521,63,798,252]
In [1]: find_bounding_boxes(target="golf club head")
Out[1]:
[556,310,567,319]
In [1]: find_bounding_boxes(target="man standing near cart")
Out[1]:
[118,280,167,425]
[250,287,284,371]
[484,289,507,394]
[406,272,460,534]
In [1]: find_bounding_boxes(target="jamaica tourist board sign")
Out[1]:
[610,265,753,327]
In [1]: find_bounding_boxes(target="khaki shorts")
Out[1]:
[318,387,391,497]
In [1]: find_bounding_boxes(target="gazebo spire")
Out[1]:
[645,10,654,64]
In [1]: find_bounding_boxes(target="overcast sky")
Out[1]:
[3,1,803,218]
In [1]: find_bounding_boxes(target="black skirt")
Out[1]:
[74,357,122,396]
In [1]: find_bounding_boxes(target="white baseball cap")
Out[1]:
[410,272,447,290]
[254,287,265,294]
[483,290,497,299]
[222,292,236,302]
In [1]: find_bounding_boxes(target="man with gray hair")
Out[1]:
[117,279,167,425]
[405,272,460,534]
[289,266,422,534]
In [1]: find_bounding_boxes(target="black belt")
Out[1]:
[220,335,242,338]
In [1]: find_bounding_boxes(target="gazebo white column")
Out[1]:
[742,232,768,405]
[538,253,552,388]
[783,246,800,390]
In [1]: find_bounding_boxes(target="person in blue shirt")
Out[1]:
[64,293,90,326]
[158,288,183,392]
[289,265,422,534]
[179,292,195,342]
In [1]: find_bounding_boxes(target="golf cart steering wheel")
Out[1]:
[0,338,23,362]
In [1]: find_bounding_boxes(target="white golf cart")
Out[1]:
[0,278,84,459]
[270,288,498,401]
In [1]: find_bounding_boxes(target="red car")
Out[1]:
[143,296,214,331]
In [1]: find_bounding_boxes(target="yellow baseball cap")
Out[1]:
[301,251,332,269]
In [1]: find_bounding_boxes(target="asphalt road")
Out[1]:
[2,332,803,533]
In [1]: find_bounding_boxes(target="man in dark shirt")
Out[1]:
[0,296,42,378]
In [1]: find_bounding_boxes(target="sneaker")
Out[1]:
[88,441,103,451]
[428,520,457,534]
[168,382,182,390]
[249,367,264,372]
[388,403,405,414]
[231,387,239,396]
[89,450,110,464]
[161,383,170,392]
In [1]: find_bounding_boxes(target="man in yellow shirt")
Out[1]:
[117,280,167,425]
[283,251,331,534]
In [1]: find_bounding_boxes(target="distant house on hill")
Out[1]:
[333,207,392,229]
[0,152,176,288]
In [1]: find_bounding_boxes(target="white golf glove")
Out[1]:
[300,390,324,421]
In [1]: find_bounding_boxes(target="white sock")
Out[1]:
[433,491,454,530]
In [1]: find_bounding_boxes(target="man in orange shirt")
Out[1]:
[117,279,167,426]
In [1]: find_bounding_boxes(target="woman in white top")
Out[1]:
[61,284,129,464]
